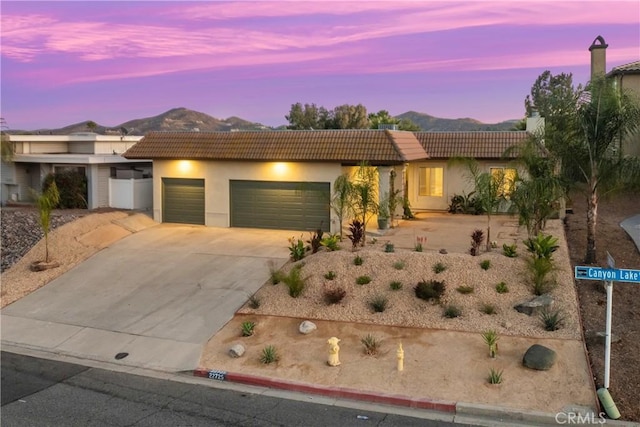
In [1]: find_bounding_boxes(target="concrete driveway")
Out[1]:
[1,224,292,371]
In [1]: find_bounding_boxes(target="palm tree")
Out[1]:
[567,76,640,263]
[32,182,61,264]
[350,163,378,246]
[330,173,353,239]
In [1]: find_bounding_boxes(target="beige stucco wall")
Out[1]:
[617,73,640,157]
[153,160,343,232]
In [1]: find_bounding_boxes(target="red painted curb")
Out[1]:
[194,368,456,413]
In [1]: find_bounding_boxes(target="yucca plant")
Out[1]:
[487,367,503,384]
[361,334,381,355]
[241,321,256,337]
[481,330,499,358]
[540,308,565,331]
[525,256,556,295]
[443,304,462,318]
[260,345,279,364]
[369,295,389,313]
[248,295,261,309]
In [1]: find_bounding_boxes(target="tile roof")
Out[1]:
[608,60,640,76]
[414,131,531,159]
[123,130,428,164]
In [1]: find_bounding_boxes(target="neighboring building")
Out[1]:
[589,35,640,157]
[123,127,539,232]
[1,133,152,209]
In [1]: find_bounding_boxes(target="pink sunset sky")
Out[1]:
[1,1,639,131]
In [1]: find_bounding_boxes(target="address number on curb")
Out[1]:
[208,370,227,381]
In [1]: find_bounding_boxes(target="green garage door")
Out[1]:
[230,180,330,231]
[162,178,205,225]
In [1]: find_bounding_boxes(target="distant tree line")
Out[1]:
[285,103,420,131]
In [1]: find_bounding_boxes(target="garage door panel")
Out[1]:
[230,180,330,231]
[162,178,205,225]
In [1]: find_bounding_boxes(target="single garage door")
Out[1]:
[230,180,330,231]
[162,178,205,225]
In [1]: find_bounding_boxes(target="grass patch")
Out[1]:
[480,259,491,270]
[414,243,423,252]
[324,271,336,280]
[393,260,405,270]
[432,262,447,274]
[353,256,364,266]
[282,264,306,298]
[384,242,395,253]
[443,304,462,318]
[495,282,509,294]
[456,285,474,294]
[248,295,261,309]
[389,281,403,291]
[361,334,381,355]
[356,275,372,285]
[479,302,497,315]
[369,295,389,313]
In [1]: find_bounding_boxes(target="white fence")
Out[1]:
[109,178,152,210]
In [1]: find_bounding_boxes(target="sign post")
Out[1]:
[574,257,640,389]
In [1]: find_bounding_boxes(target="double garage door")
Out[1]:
[162,178,330,231]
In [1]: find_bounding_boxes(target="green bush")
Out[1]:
[356,275,372,285]
[353,256,364,266]
[393,260,405,270]
[43,170,87,209]
[414,279,446,301]
[324,271,336,280]
[384,242,395,253]
[389,281,403,290]
[480,260,491,270]
[241,321,256,336]
[369,295,389,312]
[323,287,346,305]
[361,334,381,355]
[432,262,447,274]
[526,256,556,295]
[479,303,497,315]
[456,285,474,294]
[443,304,462,318]
[495,282,509,293]
[320,234,341,251]
[288,236,306,261]
[414,242,423,252]
[524,232,559,260]
[502,243,518,258]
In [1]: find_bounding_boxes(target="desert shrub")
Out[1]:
[525,256,556,295]
[282,264,306,298]
[324,271,336,280]
[393,260,405,270]
[320,233,340,251]
[487,368,503,384]
[448,192,484,215]
[470,229,484,256]
[443,304,462,318]
[288,236,306,261]
[347,220,364,249]
[480,259,491,270]
[248,295,261,309]
[540,308,565,331]
[432,262,447,274]
[361,334,381,355]
[43,170,87,209]
[502,243,518,258]
[495,282,509,293]
[260,345,279,364]
[389,281,403,290]
[414,279,446,301]
[369,295,389,313]
[353,256,364,266]
[479,303,497,315]
[456,285,474,294]
[268,261,284,285]
[241,321,256,337]
[384,242,395,253]
[323,287,346,305]
[414,242,423,252]
[524,232,559,260]
[356,275,372,285]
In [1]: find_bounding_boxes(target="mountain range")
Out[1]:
[12,107,520,135]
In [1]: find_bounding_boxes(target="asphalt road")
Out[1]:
[1,352,463,427]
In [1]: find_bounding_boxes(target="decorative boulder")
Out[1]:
[514,294,554,316]
[299,320,317,335]
[523,344,557,370]
[228,344,245,358]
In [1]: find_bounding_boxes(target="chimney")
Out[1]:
[589,35,608,79]
[526,107,545,135]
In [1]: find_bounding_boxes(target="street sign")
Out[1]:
[575,266,640,284]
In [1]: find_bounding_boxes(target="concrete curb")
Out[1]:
[194,368,640,426]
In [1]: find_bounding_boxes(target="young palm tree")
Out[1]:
[568,76,640,263]
[32,182,61,263]
[330,173,353,239]
[350,163,378,246]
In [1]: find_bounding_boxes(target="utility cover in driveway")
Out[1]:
[162,178,205,225]
[230,180,330,231]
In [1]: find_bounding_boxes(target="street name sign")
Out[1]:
[575,266,640,284]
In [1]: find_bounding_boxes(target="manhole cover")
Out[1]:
[115,352,129,360]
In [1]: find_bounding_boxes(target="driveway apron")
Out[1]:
[1,225,291,371]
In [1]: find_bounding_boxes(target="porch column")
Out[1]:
[88,164,99,209]
[377,166,391,200]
